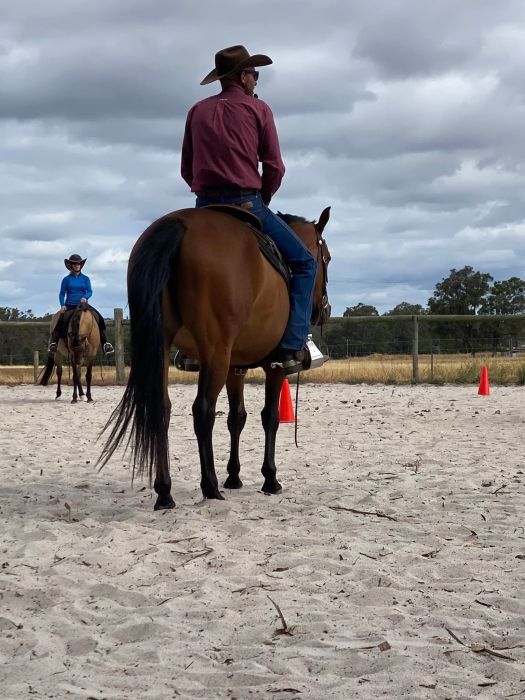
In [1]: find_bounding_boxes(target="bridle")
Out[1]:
[313,222,331,327]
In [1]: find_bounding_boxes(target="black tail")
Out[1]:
[38,354,56,385]
[98,217,187,481]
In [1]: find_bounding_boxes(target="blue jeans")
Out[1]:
[195,192,317,349]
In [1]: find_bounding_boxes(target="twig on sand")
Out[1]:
[329,506,397,521]
[267,595,294,636]
[444,626,516,661]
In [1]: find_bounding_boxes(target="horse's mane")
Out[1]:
[277,212,314,226]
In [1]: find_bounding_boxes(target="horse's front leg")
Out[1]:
[56,361,62,400]
[154,342,175,510]
[260,368,285,494]
[224,370,247,489]
[85,361,93,402]
[71,361,80,403]
[193,356,229,500]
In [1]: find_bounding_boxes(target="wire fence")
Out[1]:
[2,312,525,384]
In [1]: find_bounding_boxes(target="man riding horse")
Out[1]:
[181,45,322,374]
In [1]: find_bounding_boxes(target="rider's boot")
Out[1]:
[48,330,60,353]
[100,331,114,356]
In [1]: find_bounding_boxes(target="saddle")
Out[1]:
[203,204,290,288]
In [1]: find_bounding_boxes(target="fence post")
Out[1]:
[412,315,419,383]
[33,350,39,383]
[114,307,125,385]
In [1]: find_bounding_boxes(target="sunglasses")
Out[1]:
[244,69,259,80]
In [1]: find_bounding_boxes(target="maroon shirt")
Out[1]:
[181,84,285,203]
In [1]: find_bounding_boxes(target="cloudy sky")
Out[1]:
[2,0,525,318]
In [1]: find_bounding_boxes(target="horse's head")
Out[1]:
[67,307,97,362]
[279,207,332,326]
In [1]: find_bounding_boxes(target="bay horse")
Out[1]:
[99,206,331,509]
[39,304,100,403]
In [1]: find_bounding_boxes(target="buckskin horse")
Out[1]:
[99,206,331,509]
[39,304,100,403]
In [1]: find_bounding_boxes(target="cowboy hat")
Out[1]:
[64,254,86,271]
[200,45,272,85]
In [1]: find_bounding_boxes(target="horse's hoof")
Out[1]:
[87,398,93,403]
[154,495,176,510]
[71,399,77,404]
[224,475,243,489]
[202,488,225,500]
[262,480,283,494]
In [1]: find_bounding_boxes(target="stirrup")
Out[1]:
[103,342,114,355]
[174,350,200,372]
[48,342,58,353]
[270,335,326,374]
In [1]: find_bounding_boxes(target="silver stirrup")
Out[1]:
[270,335,326,371]
[305,335,325,370]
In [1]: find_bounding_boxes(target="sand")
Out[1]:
[0,382,524,699]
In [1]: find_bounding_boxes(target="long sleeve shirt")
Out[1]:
[181,84,285,203]
[59,272,93,306]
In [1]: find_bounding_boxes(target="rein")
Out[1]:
[314,223,330,328]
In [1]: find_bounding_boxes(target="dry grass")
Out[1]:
[3,353,525,386]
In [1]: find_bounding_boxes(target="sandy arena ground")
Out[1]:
[0,382,524,699]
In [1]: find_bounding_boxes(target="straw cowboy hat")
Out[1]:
[64,253,86,271]
[200,45,272,85]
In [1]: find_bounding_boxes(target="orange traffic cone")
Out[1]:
[279,380,296,423]
[478,366,490,396]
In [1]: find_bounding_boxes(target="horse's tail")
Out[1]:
[38,353,56,385]
[98,217,187,481]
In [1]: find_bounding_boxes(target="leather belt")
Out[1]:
[197,187,259,197]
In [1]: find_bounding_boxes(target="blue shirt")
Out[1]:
[59,272,93,306]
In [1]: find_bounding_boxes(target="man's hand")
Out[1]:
[60,306,67,313]
[80,297,87,303]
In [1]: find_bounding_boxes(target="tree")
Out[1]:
[479,277,525,315]
[428,266,492,315]
[427,267,493,354]
[343,303,379,317]
[384,302,426,316]
[383,302,429,353]
[479,277,525,352]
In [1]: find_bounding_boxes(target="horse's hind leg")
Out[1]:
[153,342,175,510]
[260,369,285,494]
[193,355,230,500]
[224,370,247,489]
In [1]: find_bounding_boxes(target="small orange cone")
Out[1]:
[279,380,296,423]
[478,365,490,396]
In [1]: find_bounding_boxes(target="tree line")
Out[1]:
[314,266,525,357]
[2,266,525,363]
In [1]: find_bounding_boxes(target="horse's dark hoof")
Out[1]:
[87,398,93,403]
[262,479,282,494]
[154,495,176,510]
[201,487,225,500]
[71,399,77,404]
[224,475,243,489]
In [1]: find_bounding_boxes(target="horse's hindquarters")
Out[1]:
[173,212,289,365]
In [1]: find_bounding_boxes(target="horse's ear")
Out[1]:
[317,206,331,234]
